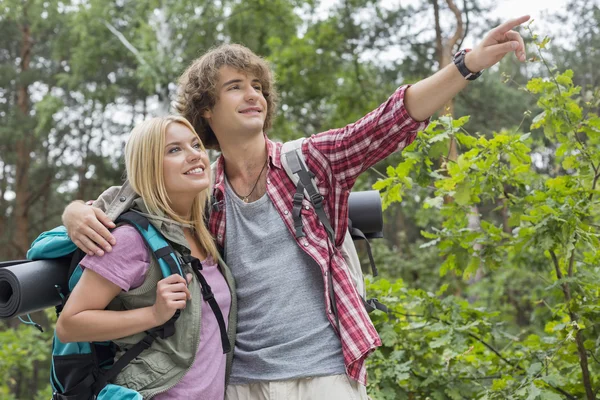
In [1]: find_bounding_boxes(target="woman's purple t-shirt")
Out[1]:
[80,225,231,400]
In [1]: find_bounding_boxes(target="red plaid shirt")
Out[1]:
[209,85,428,385]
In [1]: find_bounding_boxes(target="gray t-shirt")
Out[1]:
[224,180,345,384]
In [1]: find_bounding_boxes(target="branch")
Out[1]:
[456,0,470,51]
[391,310,578,399]
[445,0,464,53]
[431,0,443,65]
[102,20,149,68]
[549,249,596,399]
[466,331,517,369]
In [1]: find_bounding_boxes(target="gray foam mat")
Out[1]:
[0,259,70,319]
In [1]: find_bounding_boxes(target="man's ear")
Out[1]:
[202,108,212,120]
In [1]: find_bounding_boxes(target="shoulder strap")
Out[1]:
[115,211,184,279]
[182,254,231,354]
[281,140,384,316]
[281,139,335,242]
[281,138,306,186]
[281,139,340,328]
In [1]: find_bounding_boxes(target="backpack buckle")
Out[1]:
[293,192,304,204]
[310,192,323,208]
[201,286,214,302]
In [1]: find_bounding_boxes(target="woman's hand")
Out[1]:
[151,273,193,325]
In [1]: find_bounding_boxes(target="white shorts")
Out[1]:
[225,374,370,400]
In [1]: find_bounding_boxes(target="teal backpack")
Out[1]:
[27,210,230,400]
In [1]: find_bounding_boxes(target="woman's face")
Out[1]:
[162,122,210,199]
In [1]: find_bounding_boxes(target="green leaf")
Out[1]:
[526,384,541,400]
[538,36,551,49]
[538,392,562,400]
[429,333,452,349]
[436,284,449,296]
[462,256,480,280]
[519,132,531,142]
[454,182,471,206]
[527,362,542,376]
[424,196,444,209]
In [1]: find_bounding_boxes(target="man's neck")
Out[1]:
[220,133,268,182]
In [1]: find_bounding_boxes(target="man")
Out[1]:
[62,16,530,399]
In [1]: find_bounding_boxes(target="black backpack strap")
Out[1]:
[53,373,96,399]
[284,150,335,243]
[92,313,180,395]
[154,245,184,276]
[347,221,378,277]
[115,210,150,229]
[284,149,340,330]
[186,256,231,354]
[292,182,306,238]
[283,149,386,316]
[54,249,87,317]
[363,298,389,314]
[116,210,184,278]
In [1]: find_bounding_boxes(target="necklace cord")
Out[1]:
[230,157,268,202]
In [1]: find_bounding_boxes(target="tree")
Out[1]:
[371,30,600,399]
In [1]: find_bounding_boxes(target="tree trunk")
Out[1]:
[14,13,33,259]
[432,0,464,117]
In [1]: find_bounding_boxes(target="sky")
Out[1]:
[493,0,567,20]
[461,0,568,47]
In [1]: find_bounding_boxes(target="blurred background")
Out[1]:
[1,0,599,399]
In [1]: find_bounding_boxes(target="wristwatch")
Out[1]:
[453,49,483,81]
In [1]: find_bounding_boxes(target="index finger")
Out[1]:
[492,15,531,36]
[161,274,188,284]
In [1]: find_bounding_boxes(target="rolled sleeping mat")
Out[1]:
[0,259,70,319]
[348,190,383,239]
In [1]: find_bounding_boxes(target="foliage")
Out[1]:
[368,28,600,399]
[0,312,55,399]
[1,0,598,398]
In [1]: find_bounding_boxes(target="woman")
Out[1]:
[56,116,235,399]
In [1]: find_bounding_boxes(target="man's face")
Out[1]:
[203,66,268,141]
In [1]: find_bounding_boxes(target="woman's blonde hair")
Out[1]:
[124,115,218,261]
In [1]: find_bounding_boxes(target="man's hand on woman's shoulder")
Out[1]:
[62,200,117,256]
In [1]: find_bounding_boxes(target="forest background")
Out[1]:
[1,0,600,399]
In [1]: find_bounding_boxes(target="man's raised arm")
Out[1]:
[404,15,530,121]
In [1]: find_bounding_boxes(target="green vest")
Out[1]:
[104,199,237,398]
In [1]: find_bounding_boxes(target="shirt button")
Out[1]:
[304,205,310,210]
[119,196,126,202]
[284,210,289,215]
[304,242,309,247]
[267,179,271,184]
[217,234,222,240]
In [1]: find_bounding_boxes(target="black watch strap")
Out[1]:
[453,49,482,81]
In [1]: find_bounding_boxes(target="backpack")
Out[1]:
[27,210,230,400]
[280,138,387,315]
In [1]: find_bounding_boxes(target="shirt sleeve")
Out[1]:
[79,225,151,291]
[304,85,430,191]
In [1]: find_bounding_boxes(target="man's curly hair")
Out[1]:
[174,44,278,151]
